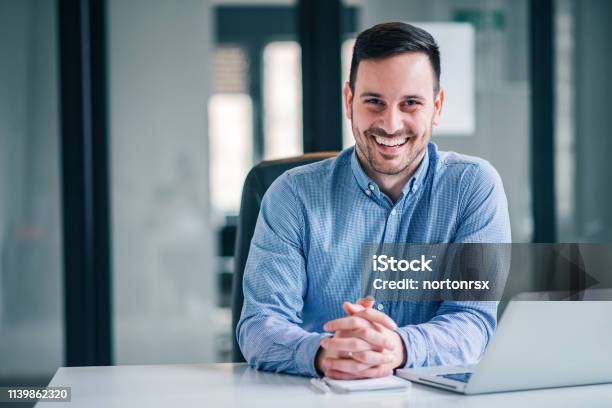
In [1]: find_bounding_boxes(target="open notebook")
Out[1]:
[320,376,411,393]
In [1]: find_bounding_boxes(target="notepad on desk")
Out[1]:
[322,375,411,393]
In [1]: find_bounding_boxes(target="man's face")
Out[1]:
[344,52,444,177]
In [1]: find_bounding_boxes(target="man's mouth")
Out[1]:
[372,134,409,149]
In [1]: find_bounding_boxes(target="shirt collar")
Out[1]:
[350,143,431,199]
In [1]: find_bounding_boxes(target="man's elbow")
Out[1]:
[235,316,253,364]
[237,321,300,375]
[466,305,498,362]
[236,317,274,371]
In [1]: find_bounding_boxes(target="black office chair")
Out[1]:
[231,152,338,362]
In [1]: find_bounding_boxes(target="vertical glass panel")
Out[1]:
[263,41,303,160]
[209,94,253,214]
[0,0,63,385]
[209,45,253,216]
[108,0,216,364]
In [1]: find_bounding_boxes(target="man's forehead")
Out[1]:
[354,52,435,97]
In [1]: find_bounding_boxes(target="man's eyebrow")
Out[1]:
[402,94,426,101]
[359,92,426,100]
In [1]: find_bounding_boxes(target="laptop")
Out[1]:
[396,290,612,394]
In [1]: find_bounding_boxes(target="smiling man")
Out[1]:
[237,22,511,379]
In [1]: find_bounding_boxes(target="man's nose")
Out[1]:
[380,107,403,135]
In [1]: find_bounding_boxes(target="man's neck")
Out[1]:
[359,150,425,203]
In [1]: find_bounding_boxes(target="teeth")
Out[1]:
[374,135,408,147]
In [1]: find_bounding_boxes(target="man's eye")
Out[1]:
[366,99,384,105]
[404,99,420,106]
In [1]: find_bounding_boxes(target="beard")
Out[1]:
[354,123,431,176]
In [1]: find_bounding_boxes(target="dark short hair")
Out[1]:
[349,22,441,95]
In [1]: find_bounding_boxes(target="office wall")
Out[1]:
[0,0,63,380]
[360,0,532,243]
[108,0,217,364]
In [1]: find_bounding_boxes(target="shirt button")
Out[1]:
[412,185,418,192]
[377,303,384,311]
[369,184,376,191]
[391,209,397,216]
[365,190,371,196]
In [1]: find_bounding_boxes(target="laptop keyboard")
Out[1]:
[438,372,473,383]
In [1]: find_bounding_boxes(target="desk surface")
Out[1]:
[36,363,612,407]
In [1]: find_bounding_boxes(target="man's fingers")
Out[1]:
[352,308,397,331]
[338,302,398,331]
[322,357,371,374]
[358,296,375,309]
[352,365,393,378]
[342,302,364,315]
[342,297,374,316]
[323,315,370,332]
[320,336,373,352]
[331,331,361,358]
[351,327,395,350]
[350,350,395,366]
[342,300,366,316]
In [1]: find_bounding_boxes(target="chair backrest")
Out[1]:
[231,152,338,362]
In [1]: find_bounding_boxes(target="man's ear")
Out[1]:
[432,87,445,127]
[343,81,353,120]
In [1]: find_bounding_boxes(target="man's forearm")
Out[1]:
[237,313,331,377]
[396,302,497,368]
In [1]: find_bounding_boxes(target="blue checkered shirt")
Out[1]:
[237,142,511,377]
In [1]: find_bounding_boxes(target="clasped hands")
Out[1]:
[316,298,406,379]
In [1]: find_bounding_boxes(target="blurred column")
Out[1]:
[530,0,557,243]
[58,0,113,366]
[298,0,343,152]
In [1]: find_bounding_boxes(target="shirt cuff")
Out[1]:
[396,326,428,368]
[295,331,333,377]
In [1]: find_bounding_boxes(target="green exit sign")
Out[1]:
[453,9,505,31]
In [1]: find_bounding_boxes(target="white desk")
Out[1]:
[36,363,612,407]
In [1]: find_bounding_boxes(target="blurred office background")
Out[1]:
[1,0,611,394]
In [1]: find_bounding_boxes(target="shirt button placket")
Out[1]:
[384,207,399,243]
